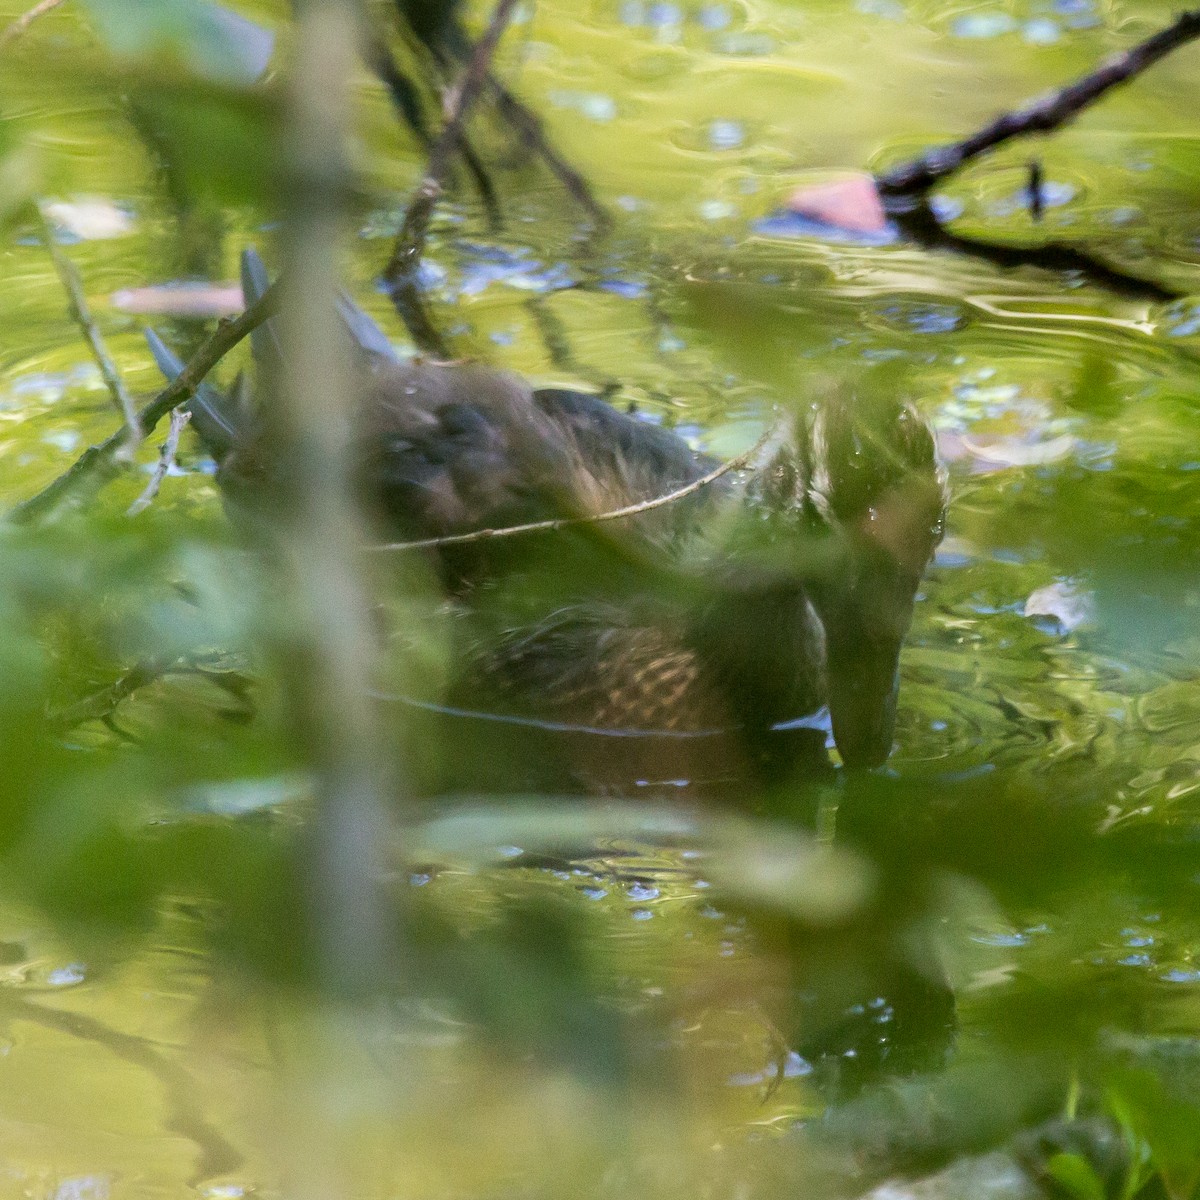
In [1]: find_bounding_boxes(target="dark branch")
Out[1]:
[363,26,502,230]
[7,284,279,525]
[877,9,1200,199]
[381,0,520,356]
[363,27,433,144]
[389,0,604,227]
[890,201,1183,303]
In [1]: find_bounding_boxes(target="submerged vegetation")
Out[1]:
[0,0,1199,1196]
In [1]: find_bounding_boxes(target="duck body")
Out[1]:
[147,251,946,792]
[354,361,840,791]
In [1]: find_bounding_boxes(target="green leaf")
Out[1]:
[1044,1152,1108,1200]
[131,77,284,205]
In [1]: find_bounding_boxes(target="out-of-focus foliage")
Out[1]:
[80,0,275,85]
[1,0,1200,1196]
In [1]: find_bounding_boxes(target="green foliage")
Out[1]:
[1045,1152,1110,1200]
[130,78,285,206]
[1,0,1200,1195]
[1110,1053,1200,1200]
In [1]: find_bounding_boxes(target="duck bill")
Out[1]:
[827,644,900,770]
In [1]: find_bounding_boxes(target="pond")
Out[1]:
[0,0,1199,1196]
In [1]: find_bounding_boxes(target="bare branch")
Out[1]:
[369,421,777,554]
[381,0,521,356]
[0,0,66,50]
[7,283,279,525]
[126,407,191,516]
[889,201,1182,302]
[36,203,142,456]
[876,10,1200,200]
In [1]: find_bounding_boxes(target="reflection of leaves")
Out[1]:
[1138,682,1200,735]
[679,275,838,394]
[1024,580,1095,634]
[1065,351,1122,421]
[959,431,1076,468]
[814,1050,1066,1181]
[415,803,873,928]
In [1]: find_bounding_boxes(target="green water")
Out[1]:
[1,0,1200,1195]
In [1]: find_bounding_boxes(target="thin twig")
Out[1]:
[876,9,1200,199]
[126,407,191,516]
[35,203,142,457]
[381,0,520,356]
[7,283,279,525]
[369,421,776,553]
[0,0,66,49]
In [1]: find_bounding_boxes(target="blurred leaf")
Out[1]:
[410,891,631,1084]
[411,800,698,864]
[131,78,284,206]
[0,142,42,231]
[708,821,874,926]
[1044,1152,1107,1200]
[1109,1052,1200,1200]
[80,0,275,85]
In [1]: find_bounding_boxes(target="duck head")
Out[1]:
[754,391,947,769]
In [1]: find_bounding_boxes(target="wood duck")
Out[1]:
[147,251,947,789]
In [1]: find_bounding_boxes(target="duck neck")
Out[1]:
[688,577,828,734]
